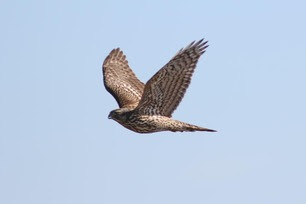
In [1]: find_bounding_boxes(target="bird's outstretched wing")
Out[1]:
[135,39,208,116]
[103,48,144,108]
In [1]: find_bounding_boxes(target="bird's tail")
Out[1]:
[170,120,217,132]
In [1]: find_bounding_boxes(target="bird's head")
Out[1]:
[108,108,130,122]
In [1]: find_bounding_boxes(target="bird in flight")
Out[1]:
[102,39,216,133]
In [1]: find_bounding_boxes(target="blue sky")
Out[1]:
[1,0,306,203]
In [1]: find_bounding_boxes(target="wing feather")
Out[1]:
[103,48,144,108]
[135,39,208,116]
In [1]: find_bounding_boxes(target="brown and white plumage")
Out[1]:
[103,48,144,109]
[102,39,216,133]
[136,39,208,117]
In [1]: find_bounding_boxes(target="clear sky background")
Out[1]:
[1,0,306,204]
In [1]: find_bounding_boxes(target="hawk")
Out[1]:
[102,39,216,133]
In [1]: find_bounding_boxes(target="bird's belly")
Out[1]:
[119,115,167,133]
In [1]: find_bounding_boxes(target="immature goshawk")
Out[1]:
[102,39,216,133]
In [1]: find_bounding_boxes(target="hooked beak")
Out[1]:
[108,114,112,119]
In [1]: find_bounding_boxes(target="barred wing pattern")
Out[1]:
[103,48,144,108]
[135,39,208,117]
